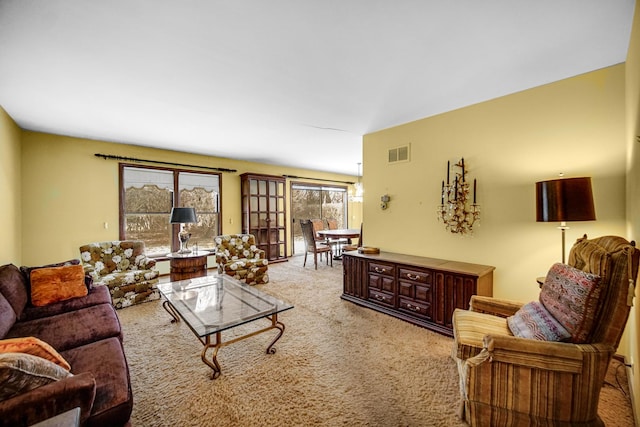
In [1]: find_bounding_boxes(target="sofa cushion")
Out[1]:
[0,352,72,400]
[507,301,571,342]
[94,269,159,289]
[0,264,28,319]
[20,285,112,322]
[30,264,88,307]
[0,337,70,370]
[540,263,602,343]
[61,337,132,426]
[6,304,122,352]
[0,292,17,339]
[20,259,93,298]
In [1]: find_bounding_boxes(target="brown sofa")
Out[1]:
[0,262,133,426]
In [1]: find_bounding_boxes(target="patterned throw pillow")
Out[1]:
[30,264,88,307]
[507,301,571,341]
[0,352,73,400]
[0,337,70,371]
[540,263,602,343]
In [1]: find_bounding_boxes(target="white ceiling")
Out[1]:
[0,1,635,176]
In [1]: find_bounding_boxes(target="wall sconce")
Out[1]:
[380,194,390,210]
[437,158,480,235]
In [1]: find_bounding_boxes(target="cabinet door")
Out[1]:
[241,174,287,262]
[343,254,367,298]
[434,272,477,329]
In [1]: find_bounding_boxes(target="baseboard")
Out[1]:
[615,353,639,427]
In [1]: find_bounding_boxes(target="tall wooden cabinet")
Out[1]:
[343,251,494,337]
[240,173,288,262]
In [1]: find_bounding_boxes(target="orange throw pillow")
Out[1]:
[0,337,70,371]
[30,264,88,307]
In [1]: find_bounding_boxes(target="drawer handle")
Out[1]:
[374,294,386,301]
[406,273,420,281]
[374,267,387,273]
[405,303,420,312]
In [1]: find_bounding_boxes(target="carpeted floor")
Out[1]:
[117,255,635,426]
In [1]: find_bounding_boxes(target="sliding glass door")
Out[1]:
[290,183,347,254]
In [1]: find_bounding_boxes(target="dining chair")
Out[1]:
[300,219,332,269]
[310,218,328,260]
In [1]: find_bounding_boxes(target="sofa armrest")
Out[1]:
[469,295,524,318]
[0,372,96,427]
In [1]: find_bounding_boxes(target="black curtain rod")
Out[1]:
[94,153,237,173]
[283,174,355,185]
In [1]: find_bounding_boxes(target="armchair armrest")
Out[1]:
[475,335,613,373]
[81,263,102,282]
[137,256,156,269]
[0,372,96,427]
[469,295,524,318]
[461,337,615,423]
[215,253,230,265]
[252,249,266,259]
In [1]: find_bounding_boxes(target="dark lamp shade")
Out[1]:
[170,207,197,224]
[536,177,596,222]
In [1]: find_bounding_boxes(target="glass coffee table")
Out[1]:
[157,275,293,379]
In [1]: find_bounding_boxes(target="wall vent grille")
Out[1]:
[388,144,410,164]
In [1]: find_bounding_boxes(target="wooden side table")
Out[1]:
[166,251,210,281]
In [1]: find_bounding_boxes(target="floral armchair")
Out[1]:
[79,240,160,309]
[451,235,640,426]
[213,234,269,285]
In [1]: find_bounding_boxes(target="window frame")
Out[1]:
[289,181,349,255]
[119,163,222,257]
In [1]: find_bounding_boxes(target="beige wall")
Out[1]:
[363,64,626,305]
[0,106,22,265]
[625,1,640,417]
[18,131,360,273]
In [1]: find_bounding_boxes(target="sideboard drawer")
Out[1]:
[398,298,432,319]
[369,289,395,307]
[399,267,431,284]
[369,262,395,277]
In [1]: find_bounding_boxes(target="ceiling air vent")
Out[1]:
[388,144,410,164]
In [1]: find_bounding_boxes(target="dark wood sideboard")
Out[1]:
[342,251,495,337]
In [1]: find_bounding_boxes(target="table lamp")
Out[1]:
[536,177,596,263]
[170,207,198,253]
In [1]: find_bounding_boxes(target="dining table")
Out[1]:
[316,228,360,259]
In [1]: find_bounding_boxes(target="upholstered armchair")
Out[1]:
[452,235,639,426]
[213,234,269,284]
[79,240,160,309]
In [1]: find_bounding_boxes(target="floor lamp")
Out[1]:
[170,207,198,254]
[536,177,596,263]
